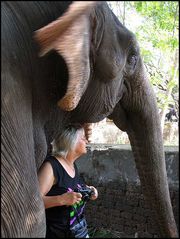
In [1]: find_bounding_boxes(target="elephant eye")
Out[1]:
[127,54,137,68]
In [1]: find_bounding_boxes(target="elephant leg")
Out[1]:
[1,73,46,237]
[33,121,48,170]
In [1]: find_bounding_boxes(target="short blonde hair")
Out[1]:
[51,124,84,159]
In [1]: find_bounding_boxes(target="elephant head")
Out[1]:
[35,2,178,237]
[1,1,178,238]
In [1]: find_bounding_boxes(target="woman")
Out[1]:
[38,124,98,238]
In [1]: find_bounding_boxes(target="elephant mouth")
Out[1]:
[71,94,123,124]
[70,75,124,123]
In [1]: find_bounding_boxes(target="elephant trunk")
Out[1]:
[113,61,178,237]
[123,74,178,237]
[127,119,178,237]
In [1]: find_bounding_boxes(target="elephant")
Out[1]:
[1,1,178,238]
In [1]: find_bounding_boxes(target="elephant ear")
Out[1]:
[34,2,98,111]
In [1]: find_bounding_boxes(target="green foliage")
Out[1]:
[130,2,179,115]
[133,3,178,48]
[88,227,113,238]
[88,227,126,238]
[132,1,179,30]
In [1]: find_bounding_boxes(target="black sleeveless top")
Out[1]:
[44,155,86,234]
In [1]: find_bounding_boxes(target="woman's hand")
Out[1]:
[60,191,82,206]
[87,186,98,200]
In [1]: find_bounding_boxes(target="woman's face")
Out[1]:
[74,129,88,155]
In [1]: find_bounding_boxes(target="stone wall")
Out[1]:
[76,145,179,238]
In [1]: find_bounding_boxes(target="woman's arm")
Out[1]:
[38,162,82,208]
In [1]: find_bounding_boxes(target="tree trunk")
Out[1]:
[160,49,179,133]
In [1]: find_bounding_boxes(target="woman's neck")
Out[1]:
[56,155,75,170]
[66,151,80,163]
[55,156,76,178]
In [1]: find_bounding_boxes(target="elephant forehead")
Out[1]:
[95,30,136,83]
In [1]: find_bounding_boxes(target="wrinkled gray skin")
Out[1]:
[1,1,178,238]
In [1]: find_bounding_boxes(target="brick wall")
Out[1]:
[76,145,179,238]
